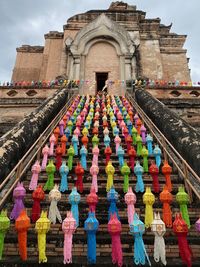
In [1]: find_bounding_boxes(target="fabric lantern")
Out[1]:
[53,127,60,144]
[140,125,147,143]
[15,210,30,261]
[69,187,81,227]
[67,120,73,135]
[141,146,149,172]
[125,135,132,152]
[121,162,130,193]
[136,134,142,156]
[29,160,41,191]
[72,134,79,156]
[103,127,109,136]
[61,135,67,156]
[48,184,62,224]
[134,161,144,193]
[104,134,110,147]
[117,146,125,167]
[90,163,99,193]
[195,217,200,232]
[62,211,76,264]
[176,186,190,228]
[92,145,99,166]
[41,145,49,170]
[113,126,119,137]
[86,186,98,213]
[160,185,173,228]
[59,119,64,136]
[162,161,172,192]
[10,182,26,220]
[44,160,56,191]
[146,134,153,155]
[151,212,167,265]
[75,162,84,193]
[80,145,87,170]
[84,212,99,264]
[82,127,89,137]
[114,135,121,154]
[136,118,142,135]
[124,187,136,225]
[128,146,136,172]
[65,127,71,139]
[81,134,89,148]
[173,213,192,267]
[35,211,51,263]
[108,213,123,267]
[127,120,132,135]
[130,213,151,266]
[91,135,99,148]
[67,145,75,171]
[55,145,63,171]
[153,145,161,168]
[106,161,115,192]
[131,126,137,145]
[105,146,112,166]
[107,187,119,220]
[49,134,56,156]
[31,185,45,223]
[0,210,10,260]
[59,161,69,192]
[149,161,160,193]
[143,187,155,228]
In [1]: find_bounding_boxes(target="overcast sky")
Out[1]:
[0,0,199,82]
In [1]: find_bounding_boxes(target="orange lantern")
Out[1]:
[160,185,173,228]
[162,161,172,192]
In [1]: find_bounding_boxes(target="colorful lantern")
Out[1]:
[35,211,51,263]
[62,211,76,264]
[69,187,81,227]
[29,160,41,190]
[108,213,123,267]
[0,210,10,260]
[124,187,136,225]
[130,213,151,266]
[151,212,167,265]
[134,161,144,193]
[92,135,99,148]
[160,185,173,228]
[140,125,147,143]
[146,134,153,155]
[55,145,63,171]
[195,217,200,232]
[143,187,155,228]
[104,146,112,166]
[92,145,99,166]
[49,134,56,156]
[106,161,115,192]
[59,161,69,192]
[10,182,26,220]
[15,210,30,261]
[141,146,149,172]
[149,161,160,193]
[125,135,133,153]
[67,145,75,171]
[104,134,110,147]
[53,126,60,144]
[48,184,62,224]
[61,135,67,156]
[44,160,56,191]
[114,135,121,154]
[80,145,87,170]
[41,145,49,170]
[107,187,119,220]
[75,162,84,193]
[72,134,79,156]
[121,162,131,193]
[31,185,45,223]
[176,186,190,228]
[90,163,99,193]
[117,145,125,167]
[173,213,192,267]
[131,126,137,145]
[84,212,99,264]
[136,134,142,156]
[81,134,89,148]
[59,119,65,136]
[162,161,172,192]
[128,146,136,172]
[153,145,161,168]
[87,186,98,213]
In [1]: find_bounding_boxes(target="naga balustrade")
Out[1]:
[0,89,77,209]
[126,91,200,201]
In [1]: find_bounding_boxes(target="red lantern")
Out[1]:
[61,135,67,156]
[81,135,89,148]
[86,186,98,213]
[149,161,160,193]
[125,135,132,152]
[128,146,136,172]
[31,185,45,223]
[53,127,60,144]
[55,146,63,171]
[75,162,84,193]
[105,146,112,165]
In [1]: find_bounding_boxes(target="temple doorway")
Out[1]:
[96,72,108,93]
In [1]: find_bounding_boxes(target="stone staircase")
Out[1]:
[0,94,200,267]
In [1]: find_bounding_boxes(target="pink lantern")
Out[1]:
[41,145,49,170]
[29,160,41,191]
[124,187,136,225]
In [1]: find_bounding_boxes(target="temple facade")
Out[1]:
[12,1,191,95]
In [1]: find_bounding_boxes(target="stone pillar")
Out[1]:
[73,56,81,80]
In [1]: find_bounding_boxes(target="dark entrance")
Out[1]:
[96,72,108,93]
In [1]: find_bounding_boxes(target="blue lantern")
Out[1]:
[113,126,119,136]
[84,212,99,264]
[69,187,81,227]
[107,187,119,221]
[153,145,162,168]
[104,134,110,147]
[64,127,71,139]
[130,213,151,266]
[117,145,125,167]
[146,134,153,155]
[72,134,79,156]
[59,161,69,192]
[80,145,87,170]
[134,161,144,193]
[127,120,133,135]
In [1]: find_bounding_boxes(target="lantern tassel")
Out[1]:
[63,233,73,264]
[134,235,151,266]
[180,204,190,228]
[111,235,123,267]
[154,236,166,265]
[0,233,5,260]
[135,174,144,193]
[177,233,192,267]
[71,204,79,227]
[18,231,28,261]
[38,233,47,263]
[60,172,68,192]
[87,232,97,264]
[108,201,119,221]
[48,199,62,224]
[127,204,135,225]
[163,203,172,228]
[31,199,41,223]
[43,172,54,191]
[68,156,73,171]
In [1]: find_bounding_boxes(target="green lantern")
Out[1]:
[0,210,10,259]
[44,160,56,191]
[121,162,131,193]
[141,146,149,172]
[176,186,190,228]
[131,127,137,145]
[136,134,142,156]
[92,135,99,147]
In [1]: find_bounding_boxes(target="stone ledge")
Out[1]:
[16,45,44,53]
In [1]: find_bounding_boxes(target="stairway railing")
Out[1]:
[0,90,77,209]
[126,91,200,201]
